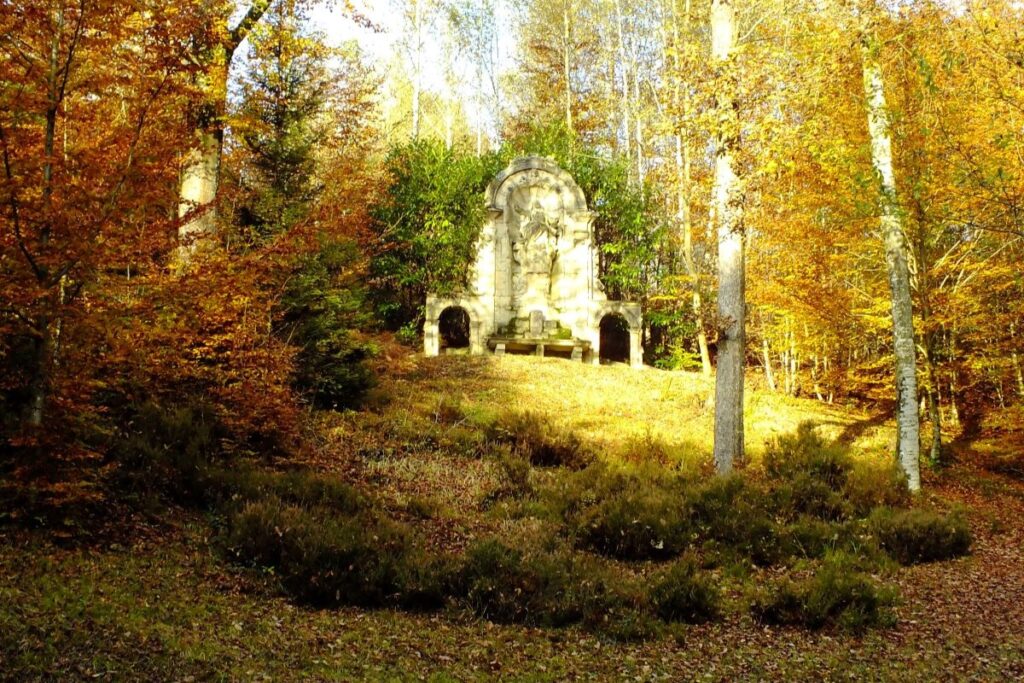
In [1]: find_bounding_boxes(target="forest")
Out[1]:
[1,0,1023,679]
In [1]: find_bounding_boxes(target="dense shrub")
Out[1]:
[395,549,461,611]
[773,472,852,522]
[576,482,690,560]
[763,422,853,491]
[277,239,375,410]
[649,558,720,623]
[110,401,223,505]
[226,498,410,607]
[781,516,843,559]
[492,445,533,499]
[843,461,910,516]
[460,538,654,637]
[486,412,592,469]
[368,141,506,329]
[688,475,782,566]
[752,552,896,632]
[461,538,575,626]
[210,466,364,514]
[869,507,972,564]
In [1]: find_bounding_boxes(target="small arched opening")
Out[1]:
[599,314,631,364]
[438,306,471,352]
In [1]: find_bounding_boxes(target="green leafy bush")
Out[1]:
[649,558,720,623]
[869,507,972,564]
[773,472,852,522]
[493,445,533,499]
[781,516,842,559]
[368,141,505,329]
[395,549,461,611]
[843,461,910,516]
[752,552,896,631]
[460,538,653,637]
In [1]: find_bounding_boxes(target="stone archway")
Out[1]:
[599,313,631,363]
[438,306,471,351]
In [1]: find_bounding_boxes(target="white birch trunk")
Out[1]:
[711,0,745,473]
[861,27,921,491]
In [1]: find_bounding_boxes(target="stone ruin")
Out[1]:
[424,157,642,367]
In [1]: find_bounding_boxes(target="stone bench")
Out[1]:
[488,337,591,362]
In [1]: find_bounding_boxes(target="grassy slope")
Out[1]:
[3,354,1024,681]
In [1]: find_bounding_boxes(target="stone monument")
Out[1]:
[424,157,642,367]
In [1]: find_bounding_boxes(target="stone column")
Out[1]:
[470,320,484,355]
[629,328,643,368]
[424,320,439,357]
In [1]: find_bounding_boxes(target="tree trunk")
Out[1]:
[634,74,645,185]
[672,0,711,378]
[1012,322,1024,398]
[177,2,273,259]
[861,26,921,491]
[614,0,630,161]
[563,2,573,133]
[25,320,55,427]
[925,346,942,464]
[178,126,221,253]
[412,0,422,139]
[763,338,777,392]
[711,0,744,473]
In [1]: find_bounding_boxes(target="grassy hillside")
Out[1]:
[3,354,1024,680]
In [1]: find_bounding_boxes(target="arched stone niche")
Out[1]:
[425,157,642,367]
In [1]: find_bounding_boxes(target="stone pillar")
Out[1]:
[470,320,484,355]
[629,329,643,368]
[424,320,440,357]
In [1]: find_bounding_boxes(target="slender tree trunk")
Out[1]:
[763,338,777,392]
[711,0,744,473]
[25,318,55,427]
[634,74,645,185]
[614,0,630,161]
[861,25,921,491]
[412,0,422,140]
[924,339,943,464]
[26,10,68,425]
[671,0,711,378]
[563,2,573,133]
[813,354,824,402]
[1012,322,1024,398]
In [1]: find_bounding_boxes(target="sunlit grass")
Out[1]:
[350,354,896,472]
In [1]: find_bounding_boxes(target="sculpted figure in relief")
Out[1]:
[509,185,564,307]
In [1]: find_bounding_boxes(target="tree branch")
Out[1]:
[0,125,43,280]
[227,0,274,56]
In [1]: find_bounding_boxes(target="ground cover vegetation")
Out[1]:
[2,0,1024,678]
